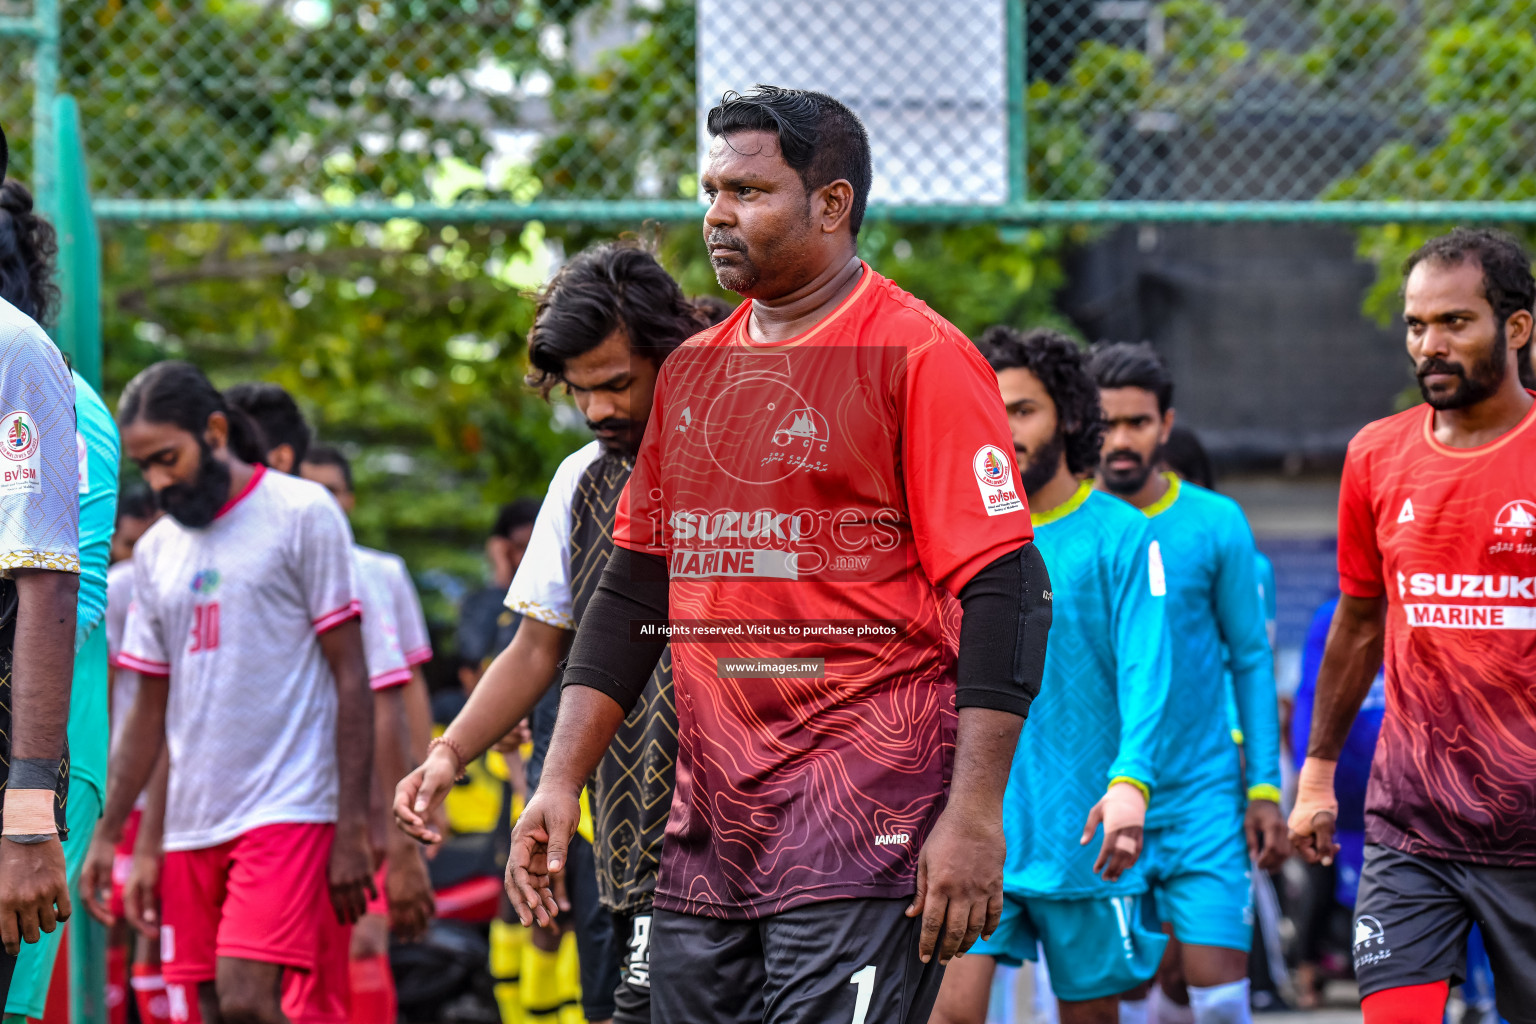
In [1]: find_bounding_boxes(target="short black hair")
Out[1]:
[492,498,541,539]
[1404,227,1536,330]
[1089,341,1174,414]
[526,242,705,396]
[976,326,1105,476]
[304,442,353,492]
[116,481,158,524]
[225,381,312,466]
[706,85,873,237]
[118,361,268,465]
[1162,425,1215,490]
[0,123,8,184]
[691,295,737,327]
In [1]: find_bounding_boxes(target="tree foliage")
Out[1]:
[1315,1,1536,323]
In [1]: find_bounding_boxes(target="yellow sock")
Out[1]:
[521,936,567,1024]
[490,918,526,1024]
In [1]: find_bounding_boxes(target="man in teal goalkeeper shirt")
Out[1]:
[1091,342,1287,1024]
[931,328,1172,1024]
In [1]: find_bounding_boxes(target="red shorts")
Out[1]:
[110,808,144,919]
[281,904,351,1024]
[159,822,334,987]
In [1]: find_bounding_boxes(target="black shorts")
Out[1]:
[610,906,654,1024]
[1354,843,1536,1022]
[650,898,944,1024]
[564,835,620,1022]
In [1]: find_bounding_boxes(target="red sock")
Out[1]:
[346,955,396,1024]
[1362,982,1450,1024]
[107,946,129,1024]
[131,965,172,1024]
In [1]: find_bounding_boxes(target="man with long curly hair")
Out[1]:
[930,327,1173,1024]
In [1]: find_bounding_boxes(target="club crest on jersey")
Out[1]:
[2,411,39,461]
[1494,500,1536,538]
[971,445,1023,517]
[772,407,829,448]
[190,569,222,596]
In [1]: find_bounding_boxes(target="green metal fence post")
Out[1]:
[30,0,58,222]
[54,94,103,391]
[1008,0,1027,205]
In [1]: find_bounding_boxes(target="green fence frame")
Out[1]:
[15,0,1536,228]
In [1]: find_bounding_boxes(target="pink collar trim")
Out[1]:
[215,464,265,519]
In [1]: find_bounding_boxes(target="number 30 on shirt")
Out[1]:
[190,602,221,653]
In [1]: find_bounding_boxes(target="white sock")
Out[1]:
[1119,998,1149,1024]
[1149,985,1194,1024]
[1187,980,1251,1024]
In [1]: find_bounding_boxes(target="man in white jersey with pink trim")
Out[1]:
[85,361,376,1024]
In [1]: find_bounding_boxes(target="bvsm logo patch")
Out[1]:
[972,445,1023,517]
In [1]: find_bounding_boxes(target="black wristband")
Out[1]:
[7,758,61,790]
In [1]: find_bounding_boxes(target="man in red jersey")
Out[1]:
[1289,228,1536,1024]
[503,86,1052,1024]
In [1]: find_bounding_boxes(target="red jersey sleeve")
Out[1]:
[613,361,670,555]
[1337,433,1385,598]
[903,333,1033,596]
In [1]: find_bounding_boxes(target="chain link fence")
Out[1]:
[2,0,1535,220]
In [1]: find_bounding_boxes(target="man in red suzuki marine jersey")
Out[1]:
[1290,228,1536,1024]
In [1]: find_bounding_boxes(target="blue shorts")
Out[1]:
[1141,811,1253,952]
[973,893,1167,1002]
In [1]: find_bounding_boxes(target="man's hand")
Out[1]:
[328,820,377,925]
[1080,781,1147,882]
[1246,798,1291,872]
[384,844,435,942]
[80,832,119,927]
[124,847,163,939]
[393,747,459,845]
[1288,757,1340,866]
[504,788,581,929]
[0,837,71,954]
[905,803,1003,965]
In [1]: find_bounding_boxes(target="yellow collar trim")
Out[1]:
[1141,472,1182,519]
[1032,479,1093,527]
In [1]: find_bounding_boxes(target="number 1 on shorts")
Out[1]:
[849,964,876,1024]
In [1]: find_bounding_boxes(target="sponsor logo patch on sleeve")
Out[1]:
[972,444,1024,517]
[1,410,43,497]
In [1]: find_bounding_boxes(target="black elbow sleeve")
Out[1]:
[955,542,1052,718]
[561,545,671,715]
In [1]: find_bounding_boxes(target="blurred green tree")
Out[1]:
[1316,2,1536,324]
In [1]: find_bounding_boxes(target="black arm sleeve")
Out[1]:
[955,541,1052,718]
[560,545,670,715]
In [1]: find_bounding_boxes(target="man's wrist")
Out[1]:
[1247,784,1282,804]
[1108,776,1151,805]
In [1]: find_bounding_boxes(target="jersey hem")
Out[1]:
[314,600,362,634]
[369,667,413,689]
[0,550,82,575]
[115,651,171,677]
[404,646,432,666]
[163,808,337,853]
[504,597,574,630]
[1368,820,1536,869]
[652,878,916,920]
[1339,576,1385,599]
[1005,881,1150,901]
